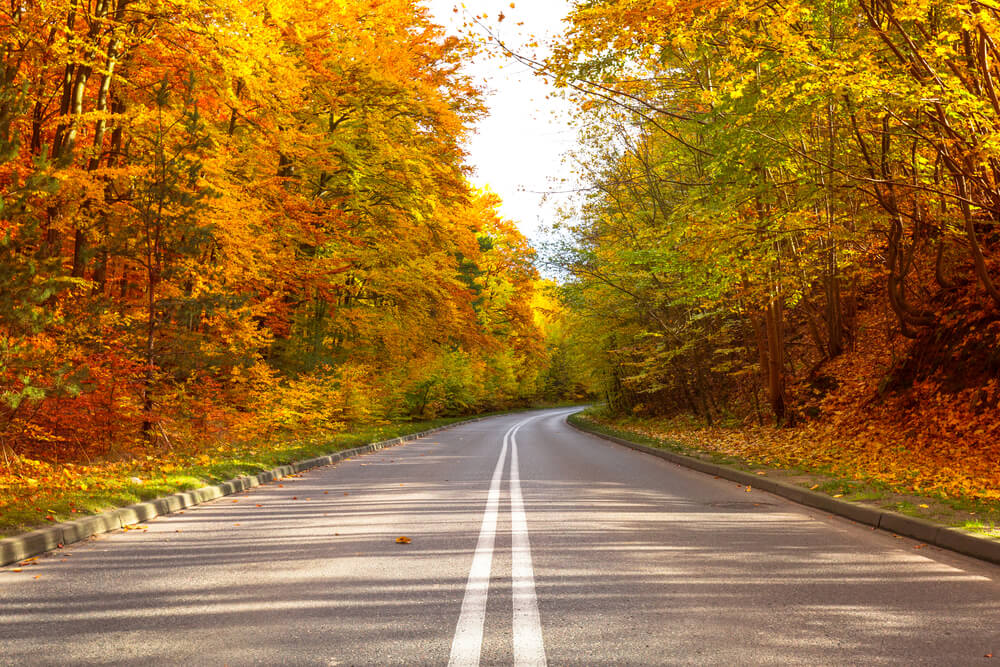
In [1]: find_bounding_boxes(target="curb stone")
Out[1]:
[0,415,497,567]
[566,417,1000,567]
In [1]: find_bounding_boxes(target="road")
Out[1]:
[1,408,998,665]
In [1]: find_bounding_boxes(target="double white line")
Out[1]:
[448,416,546,667]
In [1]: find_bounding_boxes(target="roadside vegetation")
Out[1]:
[536,0,1000,526]
[5,0,998,541]
[0,1,594,535]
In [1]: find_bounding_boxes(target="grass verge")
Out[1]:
[1,406,579,538]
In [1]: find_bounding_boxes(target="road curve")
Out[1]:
[1,408,998,665]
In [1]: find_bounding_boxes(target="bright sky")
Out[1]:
[425,0,576,244]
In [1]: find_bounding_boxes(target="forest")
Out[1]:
[546,0,1000,503]
[0,0,588,528]
[2,0,999,534]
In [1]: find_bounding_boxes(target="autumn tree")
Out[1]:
[545,0,1000,424]
[0,0,557,461]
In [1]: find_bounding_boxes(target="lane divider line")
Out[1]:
[510,420,547,667]
[448,431,509,667]
[449,412,559,666]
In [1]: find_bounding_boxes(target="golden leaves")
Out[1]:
[0,0,552,543]
[595,404,1000,503]
[395,536,412,544]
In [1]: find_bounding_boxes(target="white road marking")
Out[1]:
[510,420,547,666]
[449,413,559,666]
[448,430,509,667]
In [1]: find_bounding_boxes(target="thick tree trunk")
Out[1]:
[755,299,787,423]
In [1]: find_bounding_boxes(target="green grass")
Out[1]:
[2,409,560,538]
[962,520,1000,538]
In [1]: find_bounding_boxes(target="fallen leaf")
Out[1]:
[833,493,844,498]
[292,496,298,500]
[395,536,411,544]
[11,568,23,573]
[255,504,263,507]
[919,503,930,508]
[756,471,767,476]
[810,484,820,490]
[745,485,751,492]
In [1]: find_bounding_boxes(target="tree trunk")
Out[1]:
[824,270,844,358]
[755,298,787,423]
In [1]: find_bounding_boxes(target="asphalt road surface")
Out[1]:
[2,408,998,665]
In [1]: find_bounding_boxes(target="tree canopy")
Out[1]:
[0,0,580,463]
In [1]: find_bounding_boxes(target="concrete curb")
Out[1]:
[567,416,1000,567]
[0,415,495,567]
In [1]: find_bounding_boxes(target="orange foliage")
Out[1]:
[596,303,1000,501]
[0,0,558,476]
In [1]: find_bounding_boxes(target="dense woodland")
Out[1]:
[0,0,589,469]
[542,0,1000,498]
[3,0,1000,513]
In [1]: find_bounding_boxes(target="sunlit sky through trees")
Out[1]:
[426,0,575,244]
